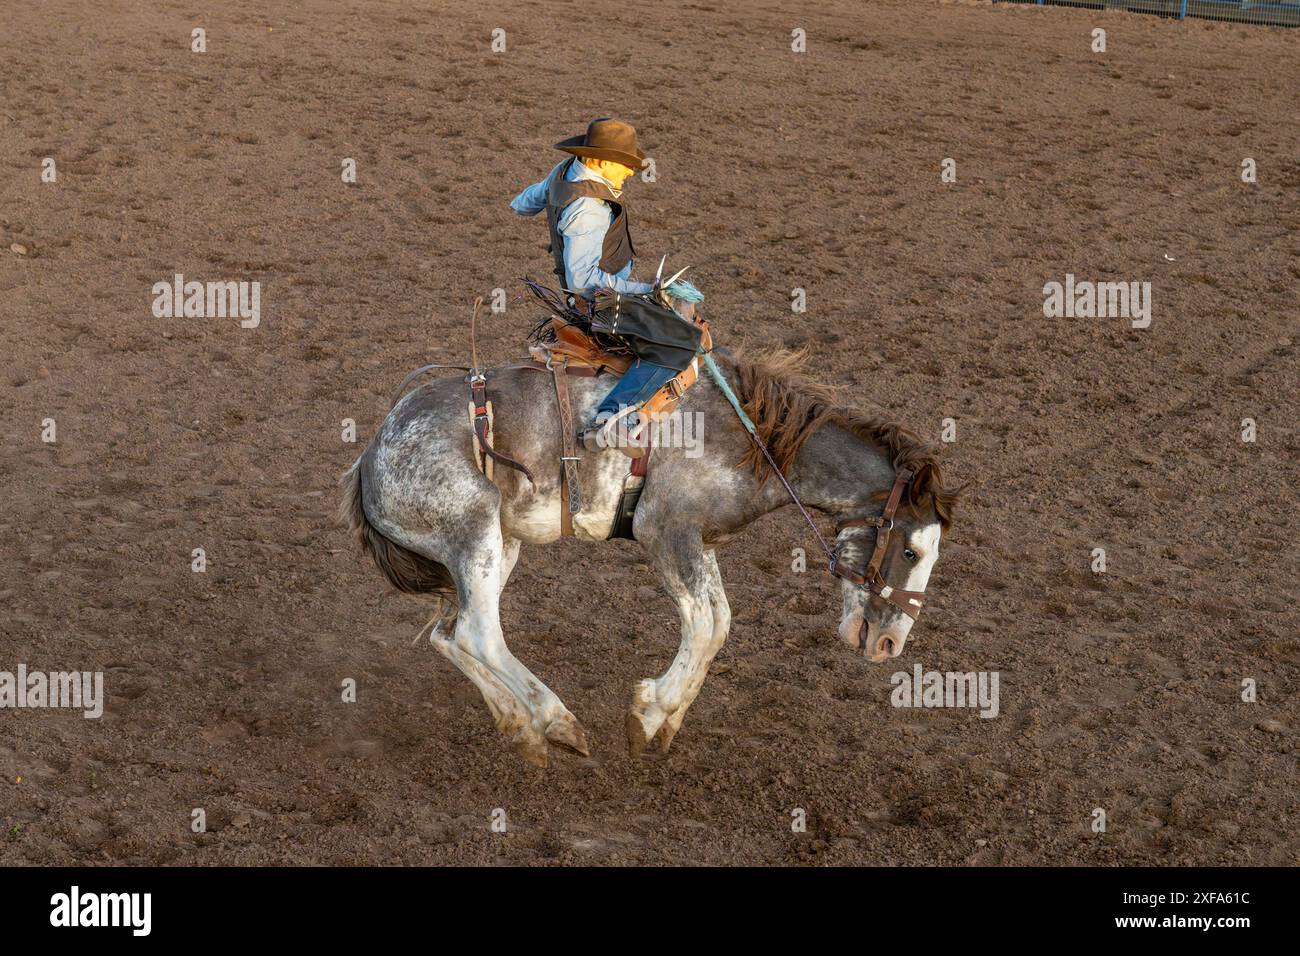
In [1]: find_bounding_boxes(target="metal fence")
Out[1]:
[997,0,1300,27]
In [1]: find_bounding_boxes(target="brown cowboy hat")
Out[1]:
[554,118,648,170]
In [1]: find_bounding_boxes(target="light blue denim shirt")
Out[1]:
[511,158,654,297]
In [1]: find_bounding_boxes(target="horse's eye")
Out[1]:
[903,548,918,564]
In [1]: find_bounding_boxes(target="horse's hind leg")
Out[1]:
[431,526,588,766]
[499,536,521,595]
[419,537,518,645]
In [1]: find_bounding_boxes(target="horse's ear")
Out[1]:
[908,460,964,529]
[908,461,937,507]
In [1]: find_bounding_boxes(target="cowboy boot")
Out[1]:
[579,412,611,453]
[579,412,646,459]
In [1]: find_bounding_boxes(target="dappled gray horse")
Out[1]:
[340,351,959,766]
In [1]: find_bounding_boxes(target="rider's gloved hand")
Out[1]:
[665,280,704,303]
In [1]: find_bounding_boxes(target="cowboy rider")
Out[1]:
[510,118,701,446]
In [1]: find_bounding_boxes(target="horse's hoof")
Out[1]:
[511,729,550,768]
[545,714,591,757]
[625,711,652,757]
[652,718,680,754]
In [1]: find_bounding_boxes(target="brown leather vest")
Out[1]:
[544,159,635,291]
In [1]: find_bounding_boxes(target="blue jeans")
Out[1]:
[597,359,678,417]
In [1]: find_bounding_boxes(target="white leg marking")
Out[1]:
[629,551,729,753]
[432,530,586,765]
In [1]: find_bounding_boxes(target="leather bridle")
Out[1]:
[828,468,926,621]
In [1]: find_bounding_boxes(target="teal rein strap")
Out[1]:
[702,354,756,432]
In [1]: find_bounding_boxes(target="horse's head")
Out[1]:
[719,350,961,665]
[833,465,953,663]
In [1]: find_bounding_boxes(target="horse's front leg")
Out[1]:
[627,529,727,755]
[653,549,730,753]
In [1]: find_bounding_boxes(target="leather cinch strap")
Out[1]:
[830,468,926,620]
[549,360,600,537]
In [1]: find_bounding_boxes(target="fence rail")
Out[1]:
[996,0,1300,27]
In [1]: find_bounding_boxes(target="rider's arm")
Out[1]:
[560,199,654,296]
[509,178,548,216]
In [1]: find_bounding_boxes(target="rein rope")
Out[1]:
[701,354,835,563]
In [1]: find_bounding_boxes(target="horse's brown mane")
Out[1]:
[723,349,960,528]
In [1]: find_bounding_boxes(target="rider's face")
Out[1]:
[592,159,637,190]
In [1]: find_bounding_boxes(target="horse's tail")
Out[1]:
[338,456,457,598]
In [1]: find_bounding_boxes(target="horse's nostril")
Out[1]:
[878,636,896,657]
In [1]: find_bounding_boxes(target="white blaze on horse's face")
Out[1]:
[837,521,942,663]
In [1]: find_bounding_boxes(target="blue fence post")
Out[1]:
[1178,0,1188,18]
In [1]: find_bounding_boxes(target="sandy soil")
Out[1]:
[1,0,1297,865]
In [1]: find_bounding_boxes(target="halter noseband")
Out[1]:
[828,468,926,621]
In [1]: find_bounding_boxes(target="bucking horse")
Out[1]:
[340,348,960,766]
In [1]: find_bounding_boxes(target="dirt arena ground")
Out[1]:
[1,0,1297,865]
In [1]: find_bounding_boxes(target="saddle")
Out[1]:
[442,284,713,542]
[520,290,711,541]
[528,309,712,425]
